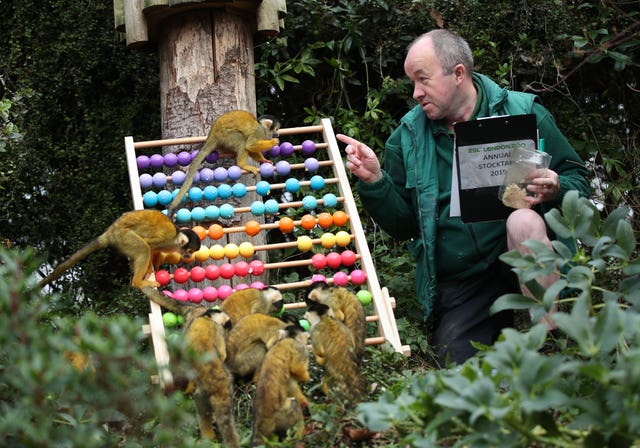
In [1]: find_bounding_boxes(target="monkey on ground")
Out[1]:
[304,298,367,404]
[39,210,200,290]
[306,281,367,359]
[219,286,284,325]
[225,312,302,382]
[250,323,311,447]
[166,110,280,218]
[141,287,241,447]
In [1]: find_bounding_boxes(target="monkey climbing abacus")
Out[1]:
[125,118,410,387]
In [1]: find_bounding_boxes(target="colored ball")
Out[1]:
[264,199,280,214]
[251,201,266,216]
[250,281,265,290]
[194,245,210,262]
[155,252,168,267]
[333,271,349,286]
[224,243,240,259]
[166,252,182,265]
[302,195,318,211]
[299,319,311,331]
[285,178,301,193]
[239,242,255,258]
[191,225,207,240]
[357,289,373,305]
[213,167,228,182]
[155,270,171,286]
[163,152,178,167]
[320,232,336,249]
[217,184,233,199]
[157,190,173,206]
[150,153,165,168]
[173,267,189,284]
[235,283,249,291]
[350,269,367,286]
[275,160,291,176]
[202,286,219,302]
[139,173,153,189]
[304,157,320,172]
[204,264,220,280]
[311,274,327,283]
[203,185,218,201]
[228,165,243,181]
[175,209,192,224]
[255,180,271,196]
[205,205,220,220]
[300,214,317,230]
[340,250,357,266]
[219,263,235,279]
[279,141,294,157]
[326,252,342,269]
[208,224,224,240]
[177,151,192,166]
[322,193,338,208]
[297,235,313,252]
[163,312,178,327]
[259,162,275,178]
[317,212,333,229]
[188,288,204,303]
[191,207,206,222]
[309,175,325,190]
[218,285,234,300]
[199,167,214,183]
[205,151,219,164]
[219,203,235,219]
[335,231,351,247]
[209,244,225,260]
[136,155,150,170]
[190,266,206,282]
[232,183,247,198]
[267,145,280,157]
[249,260,265,275]
[143,191,158,207]
[171,170,186,185]
[245,220,262,237]
[234,261,250,277]
[301,139,316,156]
[279,217,295,233]
[173,289,189,301]
[311,253,327,269]
[333,211,349,226]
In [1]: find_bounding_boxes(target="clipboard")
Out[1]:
[452,114,538,222]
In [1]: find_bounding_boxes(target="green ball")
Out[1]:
[163,312,178,327]
[357,290,373,306]
[299,319,310,331]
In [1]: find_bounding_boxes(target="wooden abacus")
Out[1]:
[124,118,410,387]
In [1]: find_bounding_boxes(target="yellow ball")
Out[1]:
[239,241,255,258]
[166,251,182,265]
[320,232,336,249]
[195,245,210,262]
[335,231,352,247]
[209,244,225,260]
[297,235,313,252]
[224,243,240,259]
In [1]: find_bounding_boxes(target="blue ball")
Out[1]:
[275,160,291,176]
[228,166,243,181]
[143,191,158,207]
[251,201,266,216]
[205,205,220,220]
[217,184,233,199]
[157,190,173,205]
[285,178,301,193]
[264,199,280,214]
[199,167,214,183]
[176,208,191,223]
[256,181,271,197]
[302,195,318,211]
[259,163,275,178]
[322,193,338,208]
[232,183,247,198]
[191,207,206,222]
[219,203,235,219]
[171,170,186,186]
[188,187,203,202]
[203,185,218,201]
[152,172,168,188]
[310,175,325,191]
[139,173,153,189]
[214,167,228,182]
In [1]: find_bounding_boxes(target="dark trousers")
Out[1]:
[432,260,517,366]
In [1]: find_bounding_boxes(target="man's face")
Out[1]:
[404,38,459,122]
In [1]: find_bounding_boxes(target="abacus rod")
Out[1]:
[231,196,344,214]
[125,136,145,210]
[223,214,350,234]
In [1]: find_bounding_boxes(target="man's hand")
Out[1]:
[336,134,383,184]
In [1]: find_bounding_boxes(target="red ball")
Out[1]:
[311,253,327,270]
[249,260,265,276]
[202,286,218,302]
[188,288,203,303]
[333,271,349,286]
[204,264,220,280]
[173,267,189,284]
[220,263,235,279]
[326,252,342,269]
[172,289,189,301]
[218,284,233,299]
[189,266,206,282]
[340,250,357,266]
[155,270,171,286]
[350,269,367,285]
[234,261,250,277]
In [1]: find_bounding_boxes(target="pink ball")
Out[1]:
[188,288,204,303]
[190,266,206,282]
[234,261,250,277]
[205,264,220,280]
[172,289,189,301]
[162,290,174,298]
[332,271,349,286]
[249,260,265,276]
[250,281,265,290]
[155,270,171,286]
[311,274,327,283]
[311,253,327,269]
[235,283,249,291]
[173,267,189,284]
[350,269,367,285]
[326,252,342,269]
[202,286,218,302]
[218,284,233,300]
[340,250,357,266]
[220,263,235,279]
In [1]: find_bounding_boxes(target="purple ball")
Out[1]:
[139,173,153,189]
[275,160,291,176]
[136,155,150,170]
[171,170,186,185]
[260,163,275,178]
[301,140,316,156]
[228,165,243,181]
[267,145,280,157]
[163,152,178,167]
[304,157,320,172]
[214,167,228,182]
[150,154,165,168]
[279,141,295,157]
[152,172,168,188]
[177,151,192,166]
[205,150,219,163]
[199,167,214,183]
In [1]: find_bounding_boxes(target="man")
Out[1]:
[337,29,589,365]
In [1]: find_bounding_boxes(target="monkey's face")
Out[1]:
[258,115,281,138]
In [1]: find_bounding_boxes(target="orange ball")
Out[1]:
[191,225,207,240]
[332,211,349,227]
[317,212,333,229]
[279,216,295,233]
[245,220,262,237]
[300,214,317,230]
[208,223,225,240]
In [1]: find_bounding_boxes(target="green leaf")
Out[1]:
[615,219,636,258]
[491,293,537,314]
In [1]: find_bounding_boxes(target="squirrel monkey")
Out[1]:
[250,323,310,447]
[39,210,200,290]
[304,298,367,404]
[166,110,280,218]
[306,281,367,359]
[219,286,284,325]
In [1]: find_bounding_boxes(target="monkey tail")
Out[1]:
[39,236,107,288]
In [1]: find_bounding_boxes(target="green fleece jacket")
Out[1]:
[358,73,590,321]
